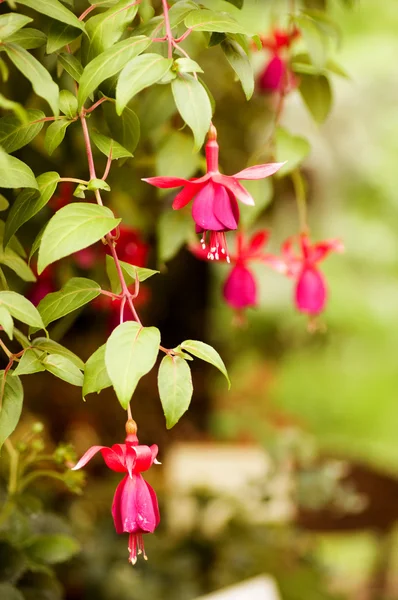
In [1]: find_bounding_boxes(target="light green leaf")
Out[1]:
[105,321,160,409]
[78,36,150,109]
[46,20,81,54]
[157,209,192,264]
[29,223,46,263]
[158,355,193,429]
[222,39,254,100]
[174,57,203,74]
[73,183,87,198]
[90,128,133,160]
[38,203,120,274]
[299,73,332,123]
[181,339,230,387]
[171,74,212,151]
[6,28,47,50]
[87,178,110,192]
[0,147,37,190]
[0,196,9,211]
[25,534,81,564]
[16,0,85,32]
[0,57,8,83]
[103,103,140,154]
[106,254,158,294]
[168,1,199,28]
[0,94,27,123]
[59,90,78,118]
[13,349,46,376]
[0,306,13,339]
[294,14,328,72]
[275,127,311,177]
[13,327,30,349]
[58,52,83,83]
[116,53,173,115]
[32,337,84,369]
[44,119,72,156]
[0,109,45,154]
[0,583,24,600]
[0,291,44,328]
[184,9,250,34]
[38,277,101,327]
[0,247,36,282]
[0,371,23,449]
[0,14,32,40]
[3,43,59,116]
[83,344,112,398]
[5,172,60,246]
[42,354,84,386]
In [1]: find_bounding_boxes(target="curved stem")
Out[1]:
[19,470,66,493]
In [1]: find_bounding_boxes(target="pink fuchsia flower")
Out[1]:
[143,126,284,262]
[72,429,160,564]
[278,234,344,315]
[257,27,300,94]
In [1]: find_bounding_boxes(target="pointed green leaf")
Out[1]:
[0,291,44,329]
[0,148,37,190]
[44,119,72,155]
[299,73,332,123]
[37,203,120,274]
[38,277,101,327]
[25,534,80,564]
[181,339,230,387]
[3,43,59,116]
[0,109,45,154]
[6,28,47,50]
[42,354,83,386]
[0,94,27,123]
[78,36,150,109]
[58,52,83,83]
[13,349,46,376]
[32,337,84,369]
[0,306,13,339]
[59,90,78,118]
[16,0,85,32]
[103,103,140,155]
[184,9,249,34]
[87,179,110,192]
[222,39,254,100]
[106,254,158,294]
[116,54,173,115]
[174,57,203,74]
[29,223,46,263]
[5,172,60,245]
[90,128,133,160]
[0,371,23,449]
[0,196,9,211]
[0,247,36,282]
[105,321,160,409]
[83,344,112,398]
[171,74,212,151]
[275,128,311,177]
[295,14,328,72]
[46,20,81,54]
[0,14,32,40]
[158,355,193,429]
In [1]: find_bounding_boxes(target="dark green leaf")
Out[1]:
[25,534,80,564]
[58,52,83,83]
[42,354,84,386]
[0,148,38,190]
[158,355,193,428]
[0,371,23,449]
[181,339,230,387]
[46,20,81,54]
[16,0,85,32]
[29,223,46,263]
[83,344,112,398]
[299,73,332,123]
[0,14,32,40]
[44,119,72,155]
[0,94,27,123]
[0,109,45,153]
[37,277,101,327]
[0,195,9,211]
[171,74,212,151]
[103,103,140,154]
[225,0,244,7]
[222,39,254,100]
[157,209,192,264]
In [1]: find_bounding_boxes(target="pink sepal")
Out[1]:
[71,445,108,471]
[142,176,190,189]
[233,162,286,180]
[215,175,255,206]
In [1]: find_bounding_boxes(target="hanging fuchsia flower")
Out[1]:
[257,27,300,94]
[143,126,284,262]
[278,234,343,315]
[72,428,160,564]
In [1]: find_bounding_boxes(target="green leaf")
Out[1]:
[16,0,85,32]
[0,583,24,600]
[0,371,23,449]
[78,36,150,109]
[83,0,139,63]
[0,306,13,339]
[174,57,203,74]
[221,39,254,100]
[0,58,8,83]
[0,291,44,328]
[13,349,46,376]
[0,94,27,123]
[3,43,59,116]
[0,196,9,211]
[44,119,72,156]
[168,0,198,28]
[83,344,112,398]
[0,247,36,282]
[226,0,244,7]
[171,74,212,151]
[73,183,87,198]
[37,203,120,274]
[299,73,332,123]
[106,254,158,294]
[29,223,46,263]
[156,131,201,181]
[157,209,192,264]
[294,14,328,72]
[32,337,84,370]
[158,355,193,428]
[5,172,60,246]
[90,128,133,160]
[46,20,81,54]
[59,90,78,118]
[105,321,160,409]
[6,28,47,50]
[0,14,32,40]
[181,340,230,388]
[184,9,250,34]
[0,147,38,190]
[103,103,140,154]
[38,277,101,327]
[275,127,311,177]
[58,52,83,83]
[25,534,80,564]
[0,109,45,154]
[116,53,173,115]
[42,354,83,386]
[87,178,110,192]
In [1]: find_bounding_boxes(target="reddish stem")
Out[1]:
[102,148,113,181]
[85,97,108,114]
[162,0,173,59]
[79,4,97,20]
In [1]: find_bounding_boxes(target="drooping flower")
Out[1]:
[143,126,284,262]
[257,27,300,94]
[278,233,344,315]
[72,428,160,564]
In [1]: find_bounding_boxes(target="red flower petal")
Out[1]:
[213,184,239,230]
[295,266,327,315]
[310,239,344,263]
[223,264,257,309]
[142,176,191,189]
[71,445,109,470]
[233,162,286,180]
[192,182,225,231]
[247,230,270,255]
[172,182,202,209]
[215,175,255,206]
[112,474,159,534]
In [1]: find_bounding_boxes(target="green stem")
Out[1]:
[18,470,66,493]
[4,439,19,495]
[291,168,309,233]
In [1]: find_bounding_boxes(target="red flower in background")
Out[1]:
[104,225,149,267]
[144,127,284,262]
[257,27,300,94]
[72,430,160,564]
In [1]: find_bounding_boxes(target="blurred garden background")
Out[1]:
[2,0,398,599]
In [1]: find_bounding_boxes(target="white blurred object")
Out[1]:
[195,576,281,600]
